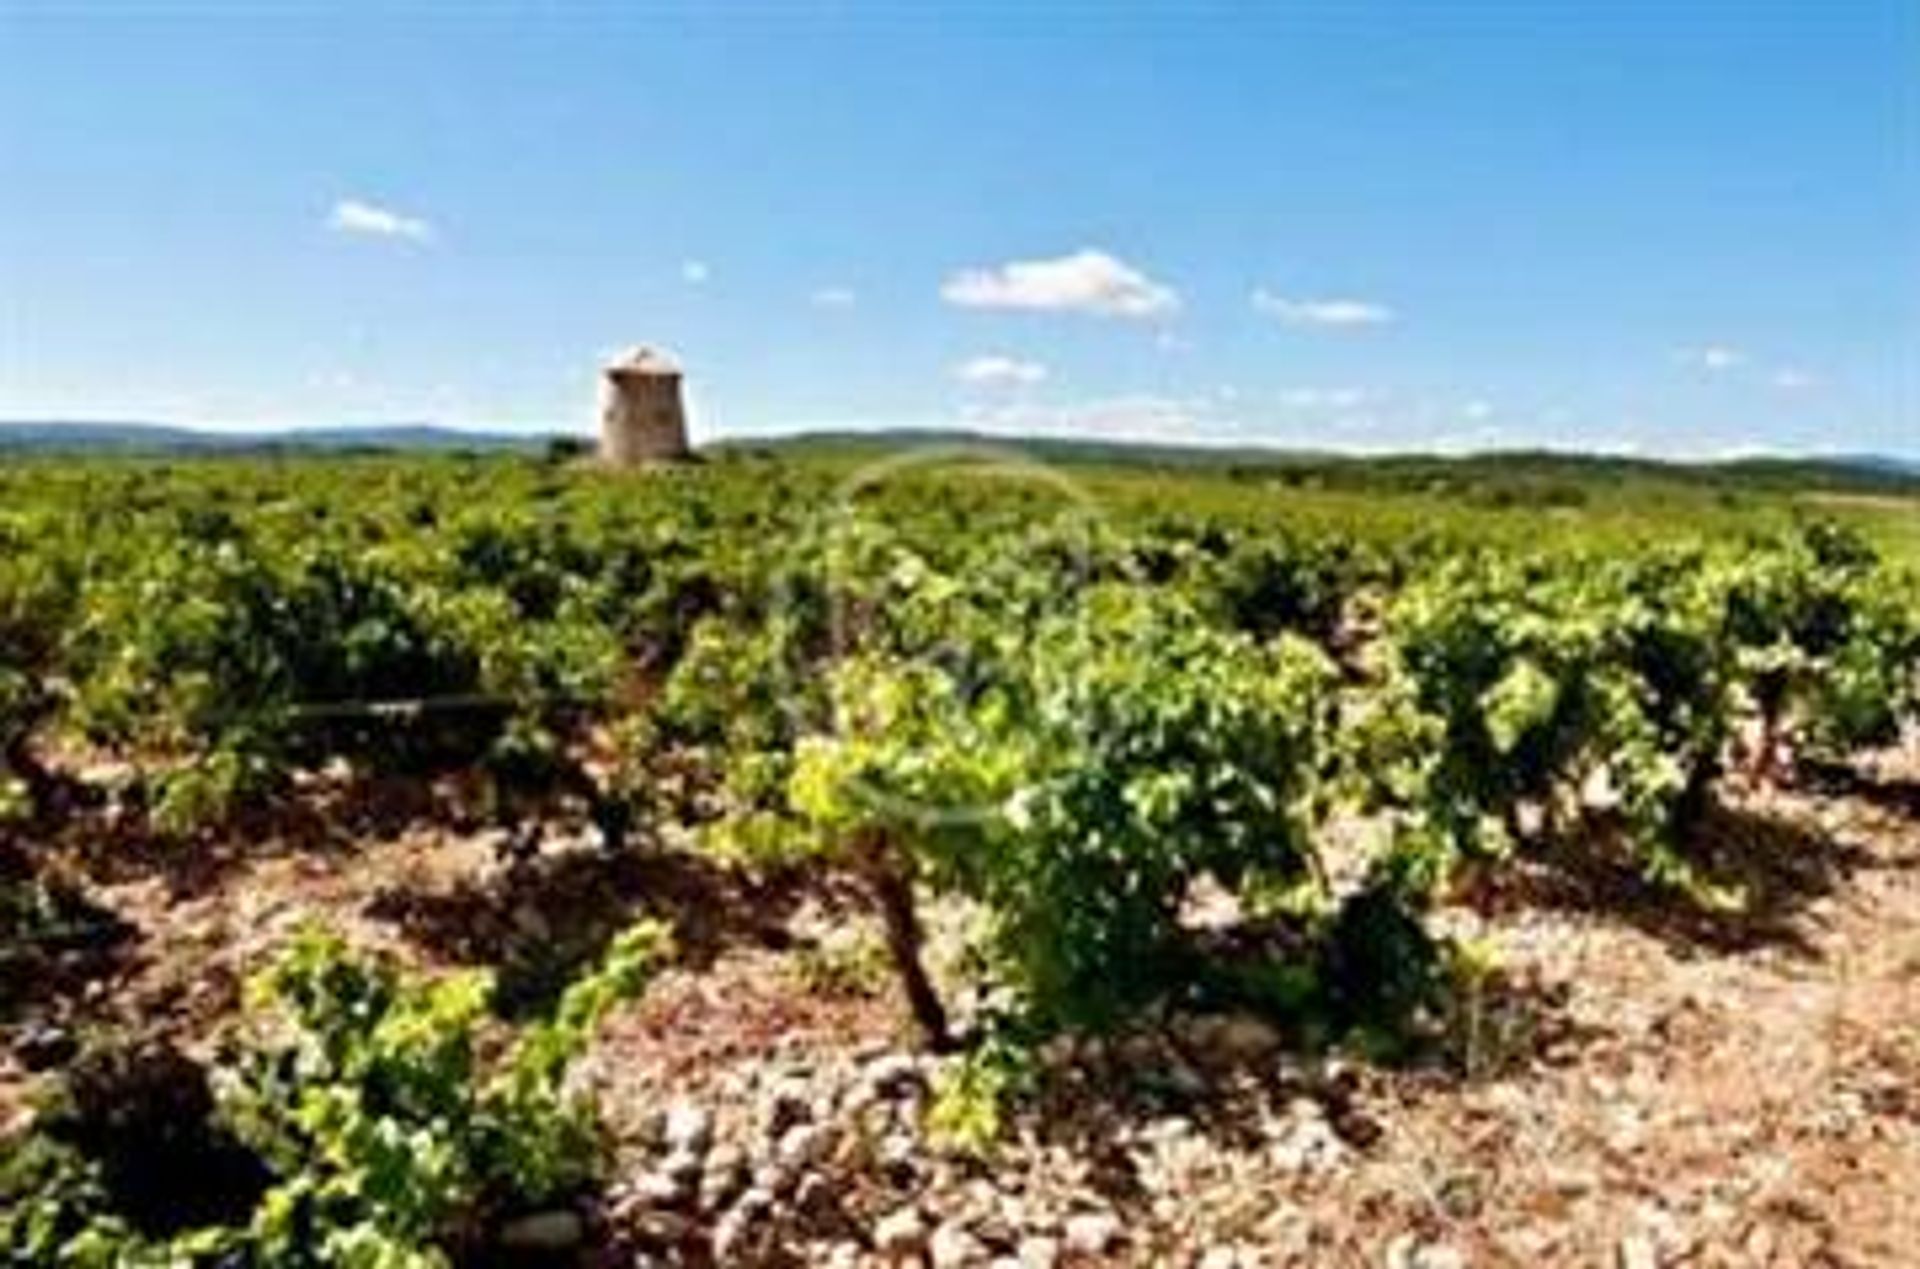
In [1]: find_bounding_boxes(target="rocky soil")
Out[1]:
[4,748,1917,1266]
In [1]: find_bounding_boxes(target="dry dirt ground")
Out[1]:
[3,747,1916,1267]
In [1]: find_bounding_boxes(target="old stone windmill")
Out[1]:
[599,346,691,466]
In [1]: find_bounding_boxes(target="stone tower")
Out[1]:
[600,346,690,466]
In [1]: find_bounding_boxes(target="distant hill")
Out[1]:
[0,420,561,454]
[6,421,1917,499]
[713,429,1920,497]
[1824,453,1920,479]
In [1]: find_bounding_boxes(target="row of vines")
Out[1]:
[3,453,1917,1263]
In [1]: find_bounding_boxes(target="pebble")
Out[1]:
[1062,1211,1123,1257]
[1387,1238,1467,1269]
[793,1171,839,1223]
[763,1074,817,1139]
[874,1206,931,1260]
[629,1171,686,1207]
[631,1208,694,1249]
[710,1207,756,1264]
[931,1219,988,1267]
[710,1188,774,1262]
[994,1196,1034,1236]
[661,1147,705,1188]
[14,1023,77,1072]
[700,1145,749,1211]
[1140,1115,1194,1144]
[778,1122,833,1169]
[877,1130,921,1183]
[840,1080,883,1119]
[1617,1235,1658,1269]
[738,1183,778,1216]
[1546,1165,1598,1196]
[663,1101,715,1157]
[1267,1114,1346,1173]
[1017,1235,1062,1269]
[751,1161,797,1201]
[865,1051,929,1099]
[972,1206,1019,1251]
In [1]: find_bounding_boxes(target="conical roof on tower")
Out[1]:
[605,346,681,377]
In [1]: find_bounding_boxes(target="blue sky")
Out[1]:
[2,1,1914,457]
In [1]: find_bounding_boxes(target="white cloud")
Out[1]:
[1676,344,1746,371]
[1771,367,1817,390]
[1277,387,1369,409]
[1251,289,1394,328]
[1462,398,1494,421]
[941,248,1179,319]
[953,355,1049,386]
[959,394,1209,443]
[328,198,433,244]
[742,397,1220,447]
[304,369,362,392]
[681,259,711,285]
[810,286,857,308]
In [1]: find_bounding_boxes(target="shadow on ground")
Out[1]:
[1799,757,1920,821]
[1466,797,1872,958]
[0,839,135,1039]
[46,770,467,901]
[364,845,838,1018]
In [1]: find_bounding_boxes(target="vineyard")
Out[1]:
[2,447,1918,1266]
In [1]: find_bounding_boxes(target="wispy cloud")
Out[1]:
[304,369,362,392]
[1462,398,1494,421]
[1277,386,1370,409]
[1251,289,1394,328]
[942,248,1179,319]
[1675,344,1746,371]
[959,393,1210,443]
[328,198,433,244]
[810,285,857,308]
[953,354,1048,386]
[681,259,710,285]
[1675,347,1820,391]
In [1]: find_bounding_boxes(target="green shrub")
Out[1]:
[0,921,667,1266]
[788,583,1339,1035]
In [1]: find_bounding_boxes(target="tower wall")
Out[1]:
[600,368,689,466]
